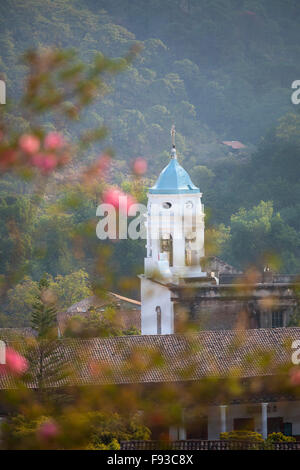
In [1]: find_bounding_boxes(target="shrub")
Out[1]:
[266,432,296,442]
[220,430,264,442]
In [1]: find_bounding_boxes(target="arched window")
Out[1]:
[185,234,196,266]
[160,233,173,266]
[156,306,162,335]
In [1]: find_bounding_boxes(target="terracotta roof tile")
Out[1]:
[0,327,299,389]
[222,140,246,149]
[58,293,141,334]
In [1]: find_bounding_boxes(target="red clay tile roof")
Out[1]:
[0,327,299,389]
[57,293,141,334]
[66,293,140,314]
[222,140,246,149]
[0,328,36,343]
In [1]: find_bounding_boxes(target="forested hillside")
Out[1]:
[2,0,300,168]
[1,0,300,326]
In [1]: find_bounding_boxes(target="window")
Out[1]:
[186,416,208,440]
[160,234,173,266]
[233,418,254,431]
[156,306,162,335]
[163,202,172,209]
[268,417,283,434]
[185,236,197,266]
[185,238,192,266]
[272,311,283,328]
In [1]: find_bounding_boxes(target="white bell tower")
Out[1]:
[140,127,206,335]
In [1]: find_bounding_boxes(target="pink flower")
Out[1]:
[0,150,17,170]
[290,367,300,386]
[103,188,123,207]
[103,188,136,214]
[31,153,57,172]
[37,419,59,441]
[120,194,136,213]
[4,347,28,375]
[44,132,65,150]
[133,157,147,175]
[42,154,57,172]
[31,153,45,168]
[19,134,40,154]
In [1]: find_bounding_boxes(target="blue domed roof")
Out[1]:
[149,157,200,194]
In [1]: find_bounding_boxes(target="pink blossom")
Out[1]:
[290,367,300,386]
[31,153,57,172]
[19,134,40,154]
[0,150,17,170]
[37,419,59,441]
[120,193,136,213]
[44,132,65,150]
[31,153,45,168]
[3,347,28,375]
[42,154,57,172]
[103,188,123,207]
[103,188,136,213]
[133,157,147,175]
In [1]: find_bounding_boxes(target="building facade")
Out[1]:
[140,138,299,336]
[139,134,300,441]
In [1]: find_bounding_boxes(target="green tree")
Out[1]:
[31,277,57,339]
[28,277,65,391]
[222,201,300,272]
[64,307,123,339]
[50,270,92,310]
[0,195,35,282]
[5,277,39,327]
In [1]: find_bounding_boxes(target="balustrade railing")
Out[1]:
[121,439,300,450]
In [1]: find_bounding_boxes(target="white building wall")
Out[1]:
[145,192,205,278]
[207,401,300,439]
[141,190,206,335]
[141,276,174,335]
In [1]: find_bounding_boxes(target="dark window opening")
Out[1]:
[233,418,254,431]
[268,417,284,434]
[272,311,283,328]
[186,416,208,440]
[283,422,293,436]
[160,234,173,267]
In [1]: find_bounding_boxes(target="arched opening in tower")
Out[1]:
[160,234,173,267]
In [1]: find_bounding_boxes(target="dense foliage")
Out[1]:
[1,0,300,327]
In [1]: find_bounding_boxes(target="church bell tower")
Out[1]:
[140,127,207,335]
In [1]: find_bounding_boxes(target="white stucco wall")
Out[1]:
[207,401,300,439]
[141,276,174,335]
[145,192,205,276]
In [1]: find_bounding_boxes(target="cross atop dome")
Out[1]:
[171,125,177,159]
